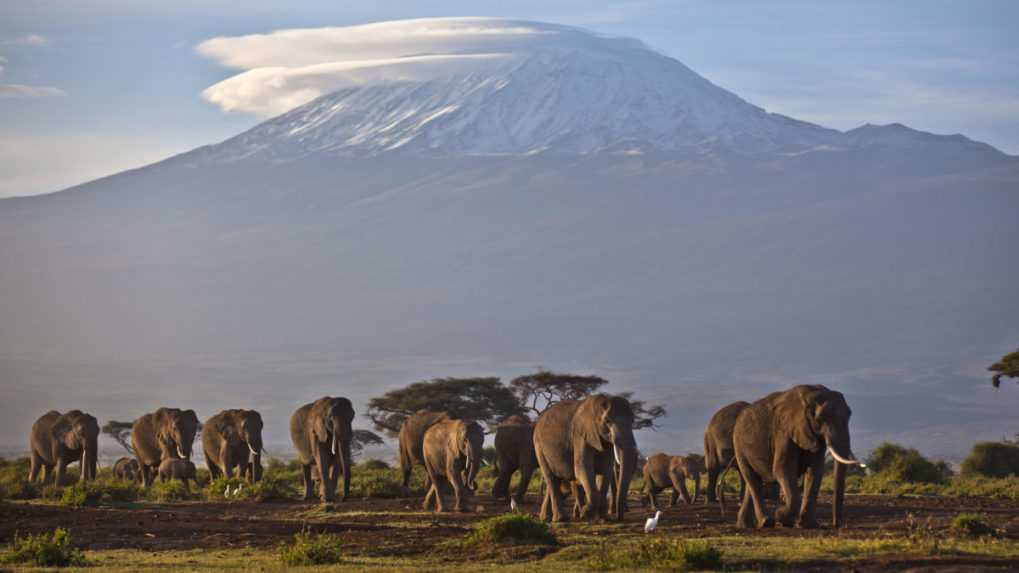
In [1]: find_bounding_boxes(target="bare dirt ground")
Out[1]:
[2,493,1019,571]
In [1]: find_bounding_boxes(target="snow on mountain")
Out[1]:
[195,20,837,161]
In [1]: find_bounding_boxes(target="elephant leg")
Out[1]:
[672,472,692,505]
[422,482,438,512]
[301,464,314,501]
[426,466,445,513]
[29,452,42,483]
[669,488,678,508]
[314,442,335,502]
[514,463,534,506]
[705,460,719,504]
[54,459,67,486]
[797,458,824,528]
[548,475,567,523]
[773,454,801,528]
[492,456,513,500]
[736,458,771,529]
[571,482,584,520]
[574,450,599,520]
[648,485,661,511]
[449,462,468,513]
[539,482,551,522]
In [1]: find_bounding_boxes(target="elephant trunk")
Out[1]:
[614,447,636,520]
[465,441,481,492]
[833,457,847,527]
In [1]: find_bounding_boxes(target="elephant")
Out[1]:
[29,410,99,485]
[398,410,451,496]
[704,401,750,504]
[132,407,200,487]
[158,458,197,493]
[641,453,703,511]
[533,394,638,522]
[203,409,264,483]
[113,457,141,483]
[290,396,355,502]
[731,384,864,529]
[421,419,484,513]
[492,415,537,506]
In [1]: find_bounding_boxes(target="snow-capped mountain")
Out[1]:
[196,21,837,161]
[1,19,1017,459]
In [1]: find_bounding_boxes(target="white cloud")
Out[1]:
[0,84,65,97]
[196,18,611,117]
[9,34,50,47]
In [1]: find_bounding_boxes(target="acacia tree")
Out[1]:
[350,429,385,459]
[509,370,667,430]
[990,348,1019,388]
[366,377,524,437]
[101,421,134,455]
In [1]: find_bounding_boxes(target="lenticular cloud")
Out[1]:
[197,18,562,117]
[196,17,645,117]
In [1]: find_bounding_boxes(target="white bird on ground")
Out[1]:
[233,484,243,497]
[223,485,232,498]
[644,511,662,533]
[510,498,519,512]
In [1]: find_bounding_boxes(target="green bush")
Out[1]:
[0,457,38,500]
[2,528,87,567]
[466,514,557,546]
[951,513,997,537]
[60,479,140,507]
[350,469,404,498]
[279,531,344,566]
[60,482,102,507]
[866,443,952,484]
[961,442,1019,478]
[149,479,191,502]
[205,477,245,501]
[588,538,722,571]
[359,458,390,470]
[238,474,295,502]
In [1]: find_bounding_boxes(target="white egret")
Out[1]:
[644,511,661,533]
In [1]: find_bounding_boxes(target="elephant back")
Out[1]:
[495,416,534,464]
[399,410,452,467]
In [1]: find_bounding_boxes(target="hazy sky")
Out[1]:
[1,0,1017,197]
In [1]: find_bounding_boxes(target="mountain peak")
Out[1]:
[194,19,836,162]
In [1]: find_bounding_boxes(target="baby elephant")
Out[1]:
[642,453,704,511]
[113,457,141,483]
[158,458,197,493]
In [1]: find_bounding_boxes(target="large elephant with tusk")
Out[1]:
[290,397,355,502]
[533,394,638,522]
[29,410,99,485]
[731,384,864,529]
[203,409,265,483]
[131,407,200,487]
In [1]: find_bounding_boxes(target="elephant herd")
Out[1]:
[26,384,864,529]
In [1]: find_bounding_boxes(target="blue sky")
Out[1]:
[1,0,1017,197]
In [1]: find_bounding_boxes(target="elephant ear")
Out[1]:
[784,386,822,453]
[575,395,609,452]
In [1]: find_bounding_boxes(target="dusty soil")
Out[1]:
[2,493,1018,570]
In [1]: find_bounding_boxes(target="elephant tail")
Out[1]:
[716,456,738,518]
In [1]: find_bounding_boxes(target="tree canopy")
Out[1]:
[101,421,134,455]
[989,347,1019,388]
[366,377,524,437]
[510,371,609,416]
[350,429,385,459]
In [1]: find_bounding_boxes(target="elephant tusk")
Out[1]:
[827,445,865,467]
[613,445,622,466]
[177,445,186,459]
[249,445,258,456]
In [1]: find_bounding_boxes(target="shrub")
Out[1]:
[588,538,722,571]
[2,528,87,567]
[60,482,102,507]
[951,513,997,537]
[237,474,295,502]
[205,477,245,501]
[60,479,140,507]
[149,479,190,502]
[466,514,557,546]
[3,478,39,500]
[0,458,38,500]
[961,442,1019,478]
[350,470,404,498]
[866,443,952,484]
[279,530,343,566]
[359,458,390,470]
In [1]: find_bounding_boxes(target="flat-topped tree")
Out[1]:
[510,370,666,430]
[990,348,1019,388]
[367,377,523,437]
